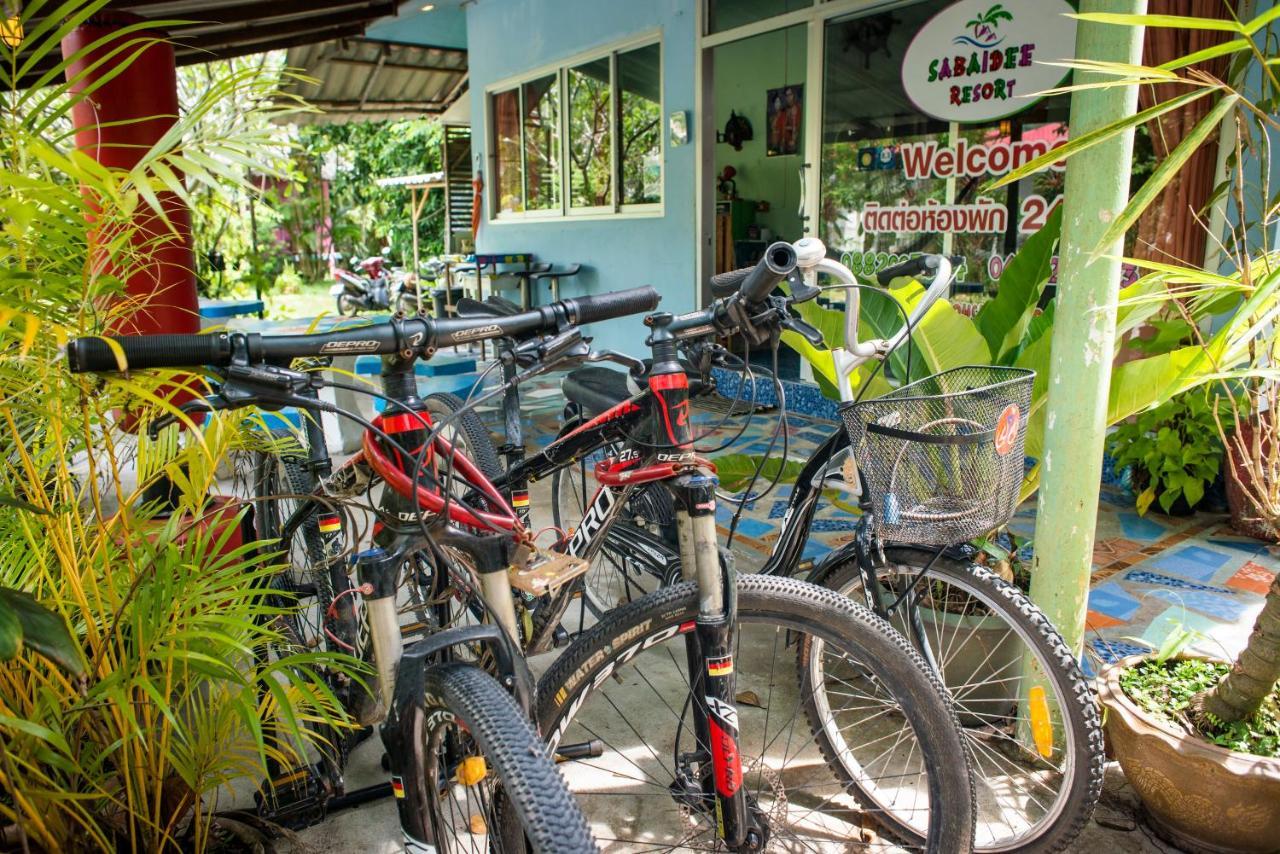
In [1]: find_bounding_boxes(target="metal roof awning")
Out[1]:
[282,37,467,124]
[376,171,445,189]
[15,0,406,87]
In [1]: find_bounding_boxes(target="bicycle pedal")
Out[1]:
[508,548,589,596]
[256,764,329,830]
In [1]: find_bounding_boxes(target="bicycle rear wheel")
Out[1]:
[812,548,1104,852]
[538,574,975,852]
[399,662,598,853]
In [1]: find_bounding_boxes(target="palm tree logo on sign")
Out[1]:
[957,3,1014,49]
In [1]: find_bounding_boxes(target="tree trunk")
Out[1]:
[1191,571,1280,725]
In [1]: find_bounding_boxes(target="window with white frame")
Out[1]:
[489,38,662,219]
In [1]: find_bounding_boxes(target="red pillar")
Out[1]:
[62,13,198,339]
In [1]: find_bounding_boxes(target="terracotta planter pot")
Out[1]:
[1098,655,1280,853]
[1225,421,1278,542]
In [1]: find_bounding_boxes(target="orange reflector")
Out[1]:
[457,755,487,786]
[1029,685,1054,758]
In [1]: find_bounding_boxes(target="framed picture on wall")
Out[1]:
[766,84,802,157]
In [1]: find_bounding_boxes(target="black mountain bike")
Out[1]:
[436,243,980,850]
[544,246,1105,853]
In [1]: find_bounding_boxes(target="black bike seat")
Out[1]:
[563,362,710,419]
[563,366,636,417]
[456,295,523,319]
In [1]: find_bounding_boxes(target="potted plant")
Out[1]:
[1107,389,1227,516]
[0,5,357,849]
[1098,649,1280,852]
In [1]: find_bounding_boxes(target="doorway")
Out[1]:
[709,24,808,277]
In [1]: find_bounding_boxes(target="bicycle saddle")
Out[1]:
[562,366,636,418]
[455,295,523,319]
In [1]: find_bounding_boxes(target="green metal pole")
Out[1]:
[1028,0,1147,655]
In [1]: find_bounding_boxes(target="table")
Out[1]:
[199,298,265,329]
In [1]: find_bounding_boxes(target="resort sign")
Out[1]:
[901,0,1076,123]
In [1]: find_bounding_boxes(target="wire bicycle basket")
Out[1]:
[840,366,1034,547]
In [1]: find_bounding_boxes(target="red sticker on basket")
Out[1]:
[994,404,1020,456]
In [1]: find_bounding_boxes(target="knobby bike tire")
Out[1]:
[404,662,598,854]
[812,548,1104,853]
[537,573,976,852]
[423,392,503,482]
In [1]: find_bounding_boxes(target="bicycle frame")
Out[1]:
[492,323,766,848]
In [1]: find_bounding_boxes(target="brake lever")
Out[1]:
[587,349,646,374]
[787,270,821,305]
[147,397,218,440]
[781,315,826,349]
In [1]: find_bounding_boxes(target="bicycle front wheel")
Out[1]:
[538,573,975,852]
[401,662,598,853]
[813,548,1105,852]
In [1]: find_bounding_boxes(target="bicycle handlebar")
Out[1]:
[875,254,964,286]
[708,241,800,301]
[67,286,661,373]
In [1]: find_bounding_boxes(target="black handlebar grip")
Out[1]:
[67,333,232,373]
[709,267,751,298]
[565,286,661,325]
[739,242,798,304]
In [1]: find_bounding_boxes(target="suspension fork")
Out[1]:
[293,385,362,652]
[647,317,758,849]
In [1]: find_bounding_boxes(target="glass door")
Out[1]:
[709,23,809,275]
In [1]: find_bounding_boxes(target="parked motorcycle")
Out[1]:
[331,255,396,315]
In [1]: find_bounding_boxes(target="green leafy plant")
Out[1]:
[1107,389,1227,515]
[0,2,357,848]
[0,587,84,675]
[1120,658,1279,759]
[987,4,1280,740]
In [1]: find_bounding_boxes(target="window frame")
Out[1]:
[485,31,664,223]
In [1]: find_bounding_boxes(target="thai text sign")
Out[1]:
[901,0,1076,123]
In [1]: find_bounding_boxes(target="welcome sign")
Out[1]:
[901,0,1077,123]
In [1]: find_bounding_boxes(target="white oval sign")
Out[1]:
[901,0,1077,124]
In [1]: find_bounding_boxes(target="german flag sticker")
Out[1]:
[512,491,530,508]
[391,776,405,798]
[707,657,733,677]
[318,515,341,534]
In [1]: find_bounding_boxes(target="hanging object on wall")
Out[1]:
[766,85,802,157]
[901,0,1076,123]
[471,168,483,239]
[669,110,689,146]
[716,166,737,199]
[716,111,753,151]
